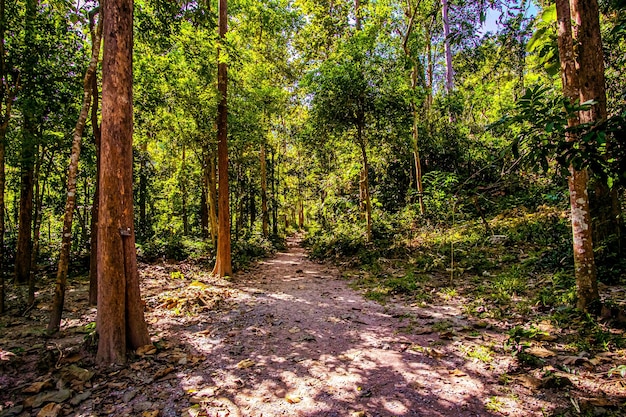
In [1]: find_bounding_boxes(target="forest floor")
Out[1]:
[1,236,626,417]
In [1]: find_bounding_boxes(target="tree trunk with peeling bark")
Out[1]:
[48,10,102,333]
[555,0,598,311]
[212,0,232,277]
[96,0,150,365]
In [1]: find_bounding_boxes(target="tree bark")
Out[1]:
[48,10,102,333]
[570,0,623,254]
[96,0,150,365]
[212,0,232,277]
[260,143,269,237]
[89,67,101,306]
[207,149,218,248]
[555,0,598,311]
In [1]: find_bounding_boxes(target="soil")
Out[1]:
[1,236,625,416]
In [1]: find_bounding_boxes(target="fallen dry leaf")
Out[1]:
[136,344,157,356]
[514,374,542,390]
[142,411,160,417]
[154,366,175,379]
[236,359,255,369]
[288,327,301,334]
[449,369,467,377]
[36,403,62,417]
[23,380,53,394]
[526,346,557,358]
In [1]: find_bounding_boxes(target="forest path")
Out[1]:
[1,236,563,417]
[166,236,510,417]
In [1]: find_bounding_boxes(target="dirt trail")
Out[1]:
[1,237,570,417]
[158,237,530,417]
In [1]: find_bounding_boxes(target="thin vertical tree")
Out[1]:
[48,7,102,333]
[15,0,39,285]
[441,0,453,94]
[212,0,232,277]
[555,0,598,311]
[96,0,150,364]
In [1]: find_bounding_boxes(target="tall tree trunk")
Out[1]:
[15,0,39,285]
[571,0,623,255]
[96,0,150,365]
[15,131,35,284]
[249,172,256,229]
[181,144,189,236]
[207,149,218,248]
[400,1,425,214]
[357,124,372,242]
[212,0,232,277]
[49,10,102,333]
[28,148,45,305]
[260,143,269,237]
[270,147,278,236]
[0,0,15,314]
[138,140,148,238]
[89,67,101,306]
[441,0,454,94]
[555,0,598,311]
[201,167,209,239]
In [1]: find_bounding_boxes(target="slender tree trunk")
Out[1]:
[441,0,454,94]
[138,141,148,238]
[212,0,232,277]
[28,149,45,305]
[0,0,14,314]
[249,173,256,229]
[260,143,269,237]
[49,11,102,333]
[555,0,598,311]
[571,0,623,254]
[270,147,278,236]
[15,134,35,284]
[208,149,218,248]
[181,144,189,236]
[201,166,209,239]
[96,0,150,365]
[89,68,101,306]
[357,124,372,242]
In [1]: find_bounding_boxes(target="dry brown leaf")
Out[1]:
[558,355,589,366]
[36,403,62,417]
[236,359,255,369]
[23,380,53,394]
[142,411,160,417]
[285,394,302,404]
[154,366,174,379]
[136,344,157,356]
[288,327,301,334]
[526,346,557,358]
[579,397,616,407]
[449,369,467,377]
[514,374,542,390]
